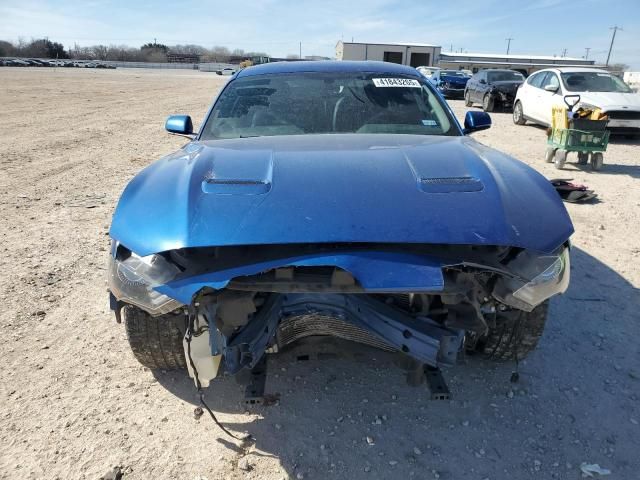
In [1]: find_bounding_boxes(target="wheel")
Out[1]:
[544,147,556,163]
[513,101,526,125]
[482,94,495,112]
[577,152,589,165]
[590,152,604,171]
[124,305,187,370]
[476,301,549,361]
[554,149,567,169]
[464,90,473,107]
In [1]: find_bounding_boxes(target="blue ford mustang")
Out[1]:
[108,61,573,388]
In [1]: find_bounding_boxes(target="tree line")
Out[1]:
[0,38,269,62]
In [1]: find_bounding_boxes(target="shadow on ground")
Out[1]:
[153,247,640,479]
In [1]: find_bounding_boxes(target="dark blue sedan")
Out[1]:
[107,61,572,391]
[427,69,470,99]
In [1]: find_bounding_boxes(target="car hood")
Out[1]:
[110,134,573,257]
[575,91,640,111]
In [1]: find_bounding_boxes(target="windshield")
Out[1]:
[561,72,631,93]
[200,72,457,140]
[487,71,524,82]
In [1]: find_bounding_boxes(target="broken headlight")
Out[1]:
[493,246,570,312]
[108,242,183,315]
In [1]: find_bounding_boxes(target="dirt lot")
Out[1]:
[0,67,639,480]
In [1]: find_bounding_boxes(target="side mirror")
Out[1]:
[165,115,193,135]
[463,111,491,134]
[479,79,486,84]
[544,84,559,93]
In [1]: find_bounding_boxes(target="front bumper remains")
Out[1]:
[212,293,463,374]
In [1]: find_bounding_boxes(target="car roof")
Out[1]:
[535,67,610,74]
[237,61,422,79]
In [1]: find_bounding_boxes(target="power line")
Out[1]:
[605,26,622,66]
[506,37,513,55]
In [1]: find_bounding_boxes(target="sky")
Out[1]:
[1,0,639,68]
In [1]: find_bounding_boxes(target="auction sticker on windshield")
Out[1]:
[373,78,421,88]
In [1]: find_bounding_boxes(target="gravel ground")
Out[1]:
[0,67,639,480]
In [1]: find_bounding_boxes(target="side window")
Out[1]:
[541,72,560,90]
[528,72,547,89]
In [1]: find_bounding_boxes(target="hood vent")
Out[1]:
[203,177,271,195]
[419,176,484,193]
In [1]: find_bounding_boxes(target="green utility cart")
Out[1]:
[545,95,610,171]
[545,124,610,171]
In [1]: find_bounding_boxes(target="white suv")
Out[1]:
[513,67,640,136]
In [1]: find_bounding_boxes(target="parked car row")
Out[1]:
[0,58,116,68]
[418,64,640,136]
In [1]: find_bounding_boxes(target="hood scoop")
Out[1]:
[404,145,485,193]
[202,149,273,195]
[419,176,484,193]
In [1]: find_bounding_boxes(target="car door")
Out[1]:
[465,73,477,100]
[471,72,486,102]
[521,71,548,123]
[538,72,563,126]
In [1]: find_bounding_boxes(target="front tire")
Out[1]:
[477,301,549,360]
[482,94,495,112]
[464,90,473,107]
[554,149,567,169]
[124,306,187,370]
[544,147,556,163]
[590,152,604,171]
[513,101,526,125]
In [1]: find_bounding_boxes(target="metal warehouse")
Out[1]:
[439,52,596,75]
[337,41,597,75]
[336,41,441,67]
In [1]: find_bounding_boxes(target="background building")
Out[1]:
[336,41,441,67]
[337,41,598,75]
[439,52,596,75]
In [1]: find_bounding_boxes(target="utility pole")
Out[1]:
[561,48,567,57]
[506,37,513,55]
[606,26,622,66]
[584,47,591,60]
[299,41,302,59]
[450,44,453,52]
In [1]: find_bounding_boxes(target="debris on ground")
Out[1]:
[100,466,123,480]
[550,179,597,203]
[579,463,611,477]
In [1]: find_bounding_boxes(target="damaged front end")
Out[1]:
[108,241,570,387]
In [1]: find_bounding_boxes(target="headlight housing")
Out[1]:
[493,246,570,312]
[108,242,183,316]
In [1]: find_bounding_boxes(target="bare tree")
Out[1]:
[92,45,108,60]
